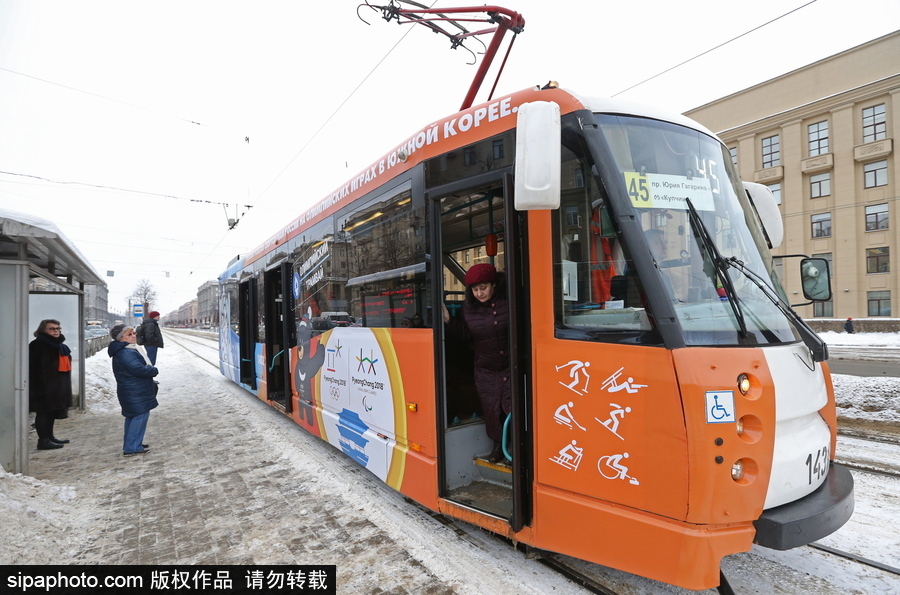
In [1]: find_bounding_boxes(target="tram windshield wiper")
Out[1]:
[723,256,828,363]
[684,198,750,340]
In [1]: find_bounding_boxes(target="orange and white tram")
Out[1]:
[218,83,853,590]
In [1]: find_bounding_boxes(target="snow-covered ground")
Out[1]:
[821,331,900,427]
[2,331,898,593]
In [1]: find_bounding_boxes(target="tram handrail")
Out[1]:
[502,413,512,462]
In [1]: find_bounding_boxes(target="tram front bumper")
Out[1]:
[753,462,854,550]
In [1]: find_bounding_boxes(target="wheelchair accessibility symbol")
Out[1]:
[705,391,735,424]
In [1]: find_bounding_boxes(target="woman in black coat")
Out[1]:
[29,319,73,450]
[443,263,511,463]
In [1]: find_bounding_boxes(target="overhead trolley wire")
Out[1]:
[612,0,819,97]
[170,0,439,293]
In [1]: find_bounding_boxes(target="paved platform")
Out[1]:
[27,342,455,593]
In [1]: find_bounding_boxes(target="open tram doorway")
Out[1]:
[431,172,532,531]
[264,263,293,410]
[238,277,257,389]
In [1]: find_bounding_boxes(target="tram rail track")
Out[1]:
[837,460,900,480]
[807,542,900,577]
[166,331,220,368]
[838,427,900,447]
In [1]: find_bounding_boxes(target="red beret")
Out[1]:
[464,263,497,286]
[149,311,160,318]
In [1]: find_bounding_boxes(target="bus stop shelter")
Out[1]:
[0,209,105,474]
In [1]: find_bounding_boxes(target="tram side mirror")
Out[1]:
[800,258,832,302]
[514,101,561,210]
[743,182,783,249]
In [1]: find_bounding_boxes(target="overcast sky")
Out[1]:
[1,0,898,315]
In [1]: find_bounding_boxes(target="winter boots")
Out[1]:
[37,438,63,450]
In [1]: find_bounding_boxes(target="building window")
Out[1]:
[866,247,889,273]
[492,139,504,160]
[767,182,781,205]
[811,213,831,238]
[867,290,891,316]
[810,172,830,198]
[865,203,889,231]
[463,147,476,166]
[729,147,738,167]
[812,252,832,317]
[813,300,833,317]
[862,104,886,143]
[808,121,829,156]
[762,135,780,168]
[864,160,887,188]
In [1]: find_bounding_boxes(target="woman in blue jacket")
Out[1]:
[108,324,159,456]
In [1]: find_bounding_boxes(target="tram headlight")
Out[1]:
[731,458,758,485]
[737,374,751,395]
[735,419,744,436]
[731,460,745,481]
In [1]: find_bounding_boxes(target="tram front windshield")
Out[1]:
[594,114,800,347]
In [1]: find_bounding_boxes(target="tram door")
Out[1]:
[431,173,531,531]
[238,277,258,389]
[264,263,293,410]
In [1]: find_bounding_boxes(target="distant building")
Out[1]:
[175,299,198,327]
[84,283,111,326]
[197,280,218,328]
[685,31,899,319]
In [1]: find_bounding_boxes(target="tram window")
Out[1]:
[257,271,266,344]
[425,131,515,188]
[218,279,241,371]
[340,184,429,327]
[223,280,239,336]
[553,147,653,342]
[291,218,336,332]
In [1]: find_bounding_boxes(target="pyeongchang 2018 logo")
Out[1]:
[356,349,379,375]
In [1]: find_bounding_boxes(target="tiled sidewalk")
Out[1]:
[28,342,454,594]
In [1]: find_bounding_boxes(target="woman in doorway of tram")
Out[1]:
[443,263,511,463]
[29,319,73,450]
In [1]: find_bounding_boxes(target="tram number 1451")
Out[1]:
[806,445,829,485]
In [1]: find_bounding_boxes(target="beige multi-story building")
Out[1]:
[685,31,899,320]
[196,280,218,328]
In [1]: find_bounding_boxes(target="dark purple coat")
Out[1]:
[448,276,511,441]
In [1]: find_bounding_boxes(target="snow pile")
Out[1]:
[832,374,900,423]
[0,351,117,565]
[819,330,900,348]
[83,350,119,414]
[822,330,900,424]
[0,466,89,564]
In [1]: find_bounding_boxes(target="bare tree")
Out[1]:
[131,279,158,313]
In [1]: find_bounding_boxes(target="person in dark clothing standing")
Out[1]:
[844,317,855,333]
[137,311,165,365]
[108,324,159,456]
[443,263,511,463]
[28,319,73,450]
